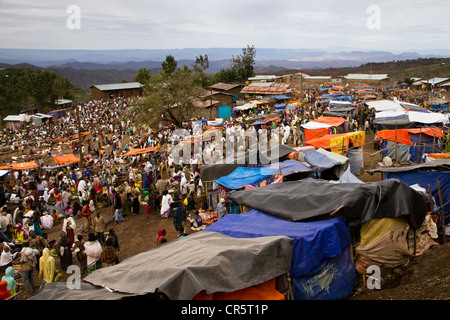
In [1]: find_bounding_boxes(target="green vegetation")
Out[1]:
[213,45,256,84]
[0,66,88,115]
[291,57,450,82]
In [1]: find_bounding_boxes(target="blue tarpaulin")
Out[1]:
[215,167,278,189]
[302,149,347,172]
[205,210,357,300]
[275,95,290,100]
[274,104,285,110]
[383,171,450,222]
[263,160,313,176]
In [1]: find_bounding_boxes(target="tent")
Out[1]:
[227,178,427,229]
[367,159,450,234]
[53,154,80,165]
[301,148,349,179]
[30,231,293,300]
[301,116,346,142]
[206,210,357,300]
[263,160,313,179]
[215,167,279,190]
[376,128,444,163]
[305,131,365,154]
[0,161,39,170]
[122,146,160,157]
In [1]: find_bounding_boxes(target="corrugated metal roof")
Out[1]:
[3,115,23,122]
[91,82,143,91]
[344,74,389,80]
[241,83,290,94]
[210,83,241,91]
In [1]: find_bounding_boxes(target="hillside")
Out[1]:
[0,65,89,115]
[269,57,450,81]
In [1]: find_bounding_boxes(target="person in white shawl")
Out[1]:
[62,214,76,234]
[84,233,103,274]
[40,212,53,229]
[0,244,18,269]
[160,190,172,218]
[180,173,187,196]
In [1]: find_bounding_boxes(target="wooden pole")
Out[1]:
[427,184,434,213]
[436,180,447,244]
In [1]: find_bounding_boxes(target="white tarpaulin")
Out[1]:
[375,110,448,124]
[301,121,333,129]
[234,103,257,110]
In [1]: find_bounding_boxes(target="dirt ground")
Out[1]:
[8,131,450,301]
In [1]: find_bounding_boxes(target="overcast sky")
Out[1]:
[0,0,449,53]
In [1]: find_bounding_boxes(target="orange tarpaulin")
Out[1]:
[123,146,160,157]
[427,152,450,159]
[304,128,328,142]
[0,161,39,170]
[53,154,80,165]
[68,131,91,140]
[305,131,365,154]
[314,116,346,127]
[377,128,444,145]
[192,278,285,301]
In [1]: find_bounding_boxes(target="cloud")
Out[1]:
[0,0,449,52]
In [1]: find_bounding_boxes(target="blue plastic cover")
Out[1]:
[215,167,278,189]
[302,149,345,172]
[205,210,356,300]
[263,160,313,176]
[384,171,450,220]
[205,210,352,277]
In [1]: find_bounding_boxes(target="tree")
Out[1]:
[192,54,212,88]
[161,55,178,77]
[232,45,256,83]
[134,68,151,85]
[141,61,204,127]
[214,45,256,84]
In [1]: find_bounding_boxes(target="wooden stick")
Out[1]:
[436,180,447,244]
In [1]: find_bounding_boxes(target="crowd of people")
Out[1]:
[0,80,447,299]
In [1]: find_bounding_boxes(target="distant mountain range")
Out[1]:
[1,48,449,90]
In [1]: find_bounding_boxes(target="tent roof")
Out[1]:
[302,148,349,171]
[53,154,80,165]
[0,161,39,170]
[82,231,292,300]
[227,178,427,229]
[263,160,313,176]
[206,210,351,277]
[123,146,160,157]
[367,159,450,174]
[215,166,279,189]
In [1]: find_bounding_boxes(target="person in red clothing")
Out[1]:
[0,280,11,300]
[156,228,166,245]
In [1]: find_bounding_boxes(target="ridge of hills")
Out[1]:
[2,57,450,91]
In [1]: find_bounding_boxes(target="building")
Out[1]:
[3,115,25,130]
[90,82,143,100]
[209,82,244,102]
[247,75,283,84]
[55,99,74,109]
[422,77,450,89]
[343,74,390,87]
[240,83,292,99]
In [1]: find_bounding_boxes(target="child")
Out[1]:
[105,229,120,251]
[177,226,189,238]
[145,203,152,217]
